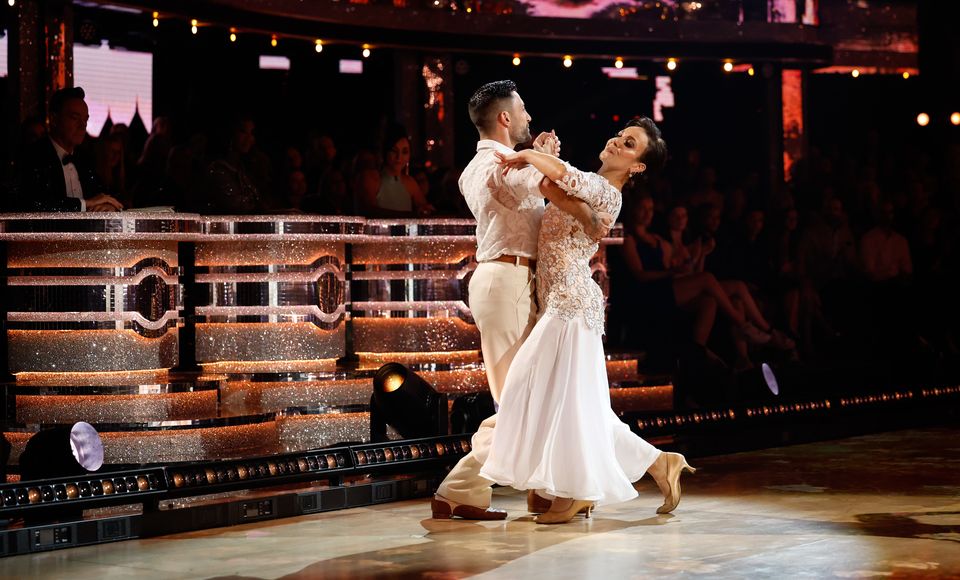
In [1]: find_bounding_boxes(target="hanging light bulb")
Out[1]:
[951,112,960,126]
[614,57,624,69]
[315,39,323,53]
[666,58,678,71]
[723,60,734,72]
[563,55,573,68]
[152,11,159,27]
[916,112,930,127]
[271,35,278,47]
[748,67,755,76]
[902,71,910,80]
[512,54,521,66]
[851,68,860,78]
[190,19,198,35]
[229,28,237,43]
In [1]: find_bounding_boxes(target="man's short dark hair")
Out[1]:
[48,86,86,116]
[468,80,517,133]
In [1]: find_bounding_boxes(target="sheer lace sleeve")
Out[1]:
[553,163,619,214]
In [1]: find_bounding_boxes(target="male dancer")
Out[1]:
[431,80,612,519]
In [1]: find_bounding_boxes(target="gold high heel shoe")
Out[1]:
[534,499,594,525]
[656,452,696,514]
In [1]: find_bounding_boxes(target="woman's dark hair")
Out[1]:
[468,80,518,132]
[626,116,668,175]
[382,126,410,159]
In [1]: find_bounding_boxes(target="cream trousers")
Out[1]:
[436,261,536,507]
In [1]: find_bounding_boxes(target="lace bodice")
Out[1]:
[537,165,622,332]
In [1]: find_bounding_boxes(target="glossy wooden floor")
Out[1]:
[4,427,959,579]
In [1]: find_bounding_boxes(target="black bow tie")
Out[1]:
[62,154,75,166]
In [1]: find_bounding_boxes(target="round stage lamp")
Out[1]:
[370,364,448,442]
[735,362,781,402]
[19,422,104,481]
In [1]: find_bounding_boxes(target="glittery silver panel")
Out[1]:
[4,418,281,465]
[220,379,372,415]
[353,318,479,353]
[196,240,344,267]
[0,212,202,236]
[7,329,179,373]
[93,423,281,464]
[196,323,344,362]
[609,385,675,413]
[276,412,370,453]
[351,239,478,266]
[15,390,219,424]
[5,240,180,268]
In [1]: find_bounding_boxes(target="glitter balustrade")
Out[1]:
[1,213,666,469]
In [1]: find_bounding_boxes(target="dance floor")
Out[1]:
[4,427,959,579]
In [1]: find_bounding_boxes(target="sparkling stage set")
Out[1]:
[0,212,671,557]
[0,214,958,572]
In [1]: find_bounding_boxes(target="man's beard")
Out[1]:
[510,125,532,146]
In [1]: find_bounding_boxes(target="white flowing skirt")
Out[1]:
[480,312,661,506]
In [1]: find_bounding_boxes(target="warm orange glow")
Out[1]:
[917,112,930,126]
[723,61,734,72]
[781,69,804,182]
[357,350,481,368]
[271,35,278,47]
[362,45,372,58]
[382,373,405,392]
[951,112,960,126]
[315,39,323,53]
[200,359,338,374]
[851,68,860,78]
[229,29,237,42]
[15,368,169,385]
[902,71,910,79]
[666,58,678,71]
[191,19,198,34]
[512,54,521,66]
[614,57,624,69]
[563,55,573,68]
[748,67,755,76]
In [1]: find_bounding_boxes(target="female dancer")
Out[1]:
[480,118,695,524]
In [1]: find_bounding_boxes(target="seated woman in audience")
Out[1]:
[664,204,713,275]
[625,194,792,371]
[358,130,434,217]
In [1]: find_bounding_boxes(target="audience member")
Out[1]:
[6,87,123,212]
[358,130,434,217]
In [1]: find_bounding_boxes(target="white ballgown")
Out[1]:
[480,166,662,505]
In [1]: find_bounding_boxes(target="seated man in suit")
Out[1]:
[8,87,123,212]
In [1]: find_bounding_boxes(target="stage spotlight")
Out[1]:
[666,58,678,71]
[735,363,780,402]
[902,71,910,79]
[723,61,733,72]
[362,45,372,58]
[190,19,198,34]
[748,67,755,76]
[370,363,448,442]
[563,55,573,68]
[851,68,860,78]
[615,57,624,69]
[450,392,495,434]
[512,54,521,66]
[152,11,159,27]
[917,113,930,127]
[315,39,323,53]
[951,112,960,126]
[19,422,104,481]
[271,35,278,47]
[229,29,237,42]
